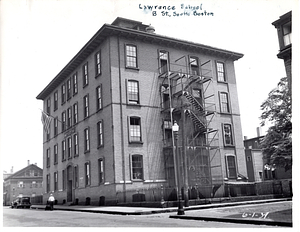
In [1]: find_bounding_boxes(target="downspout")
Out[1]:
[117,35,126,202]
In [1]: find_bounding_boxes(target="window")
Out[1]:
[54,117,58,136]
[67,137,72,159]
[61,111,66,132]
[95,51,101,76]
[131,155,143,180]
[73,73,78,95]
[219,92,230,113]
[190,56,199,75]
[54,144,58,164]
[226,155,237,179]
[85,162,91,186]
[126,44,137,68]
[62,140,66,161]
[84,128,90,152]
[31,181,37,188]
[159,50,168,73]
[67,107,72,129]
[46,148,50,167]
[54,172,58,191]
[83,63,89,87]
[18,181,24,188]
[96,85,102,111]
[67,78,72,100]
[98,158,104,184]
[46,98,51,114]
[74,165,79,188]
[216,62,225,82]
[129,117,141,142]
[54,91,58,111]
[127,80,139,104]
[46,174,50,192]
[61,83,66,104]
[223,124,234,146]
[73,103,78,124]
[46,128,50,141]
[62,170,66,190]
[283,22,292,46]
[73,133,78,156]
[83,95,89,118]
[97,121,103,147]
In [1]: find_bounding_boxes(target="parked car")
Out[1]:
[11,196,31,209]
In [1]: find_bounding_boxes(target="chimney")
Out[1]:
[256,127,262,137]
[146,24,155,33]
[11,166,13,173]
[27,160,30,166]
[35,163,37,166]
[244,136,248,140]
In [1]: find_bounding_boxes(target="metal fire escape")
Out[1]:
[160,54,223,199]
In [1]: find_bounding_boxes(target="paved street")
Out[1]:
[3,206,274,228]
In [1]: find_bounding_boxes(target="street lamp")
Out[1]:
[172,121,184,215]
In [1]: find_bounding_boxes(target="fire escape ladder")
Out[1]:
[183,91,203,112]
[185,109,206,133]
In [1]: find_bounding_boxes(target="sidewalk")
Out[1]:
[31,198,292,227]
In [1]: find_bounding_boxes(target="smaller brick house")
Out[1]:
[3,163,43,206]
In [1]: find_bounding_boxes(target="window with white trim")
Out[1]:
[127,80,139,104]
[54,117,58,136]
[219,92,230,113]
[61,83,66,104]
[283,22,292,46]
[83,95,89,118]
[54,171,58,191]
[46,148,50,167]
[73,133,78,156]
[131,154,143,180]
[85,162,91,186]
[129,116,142,142]
[73,72,78,95]
[223,124,234,146]
[54,91,58,111]
[67,137,72,159]
[83,63,89,87]
[216,62,225,82]
[62,140,66,161]
[74,165,79,188]
[67,107,72,129]
[159,50,168,74]
[67,78,71,100]
[95,51,101,76]
[46,174,50,192]
[226,155,237,179]
[73,103,78,124]
[98,158,104,184]
[54,144,58,164]
[126,44,137,68]
[61,111,66,132]
[190,56,199,75]
[84,128,90,152]
[97,120,103,147]
[96,85,102,111]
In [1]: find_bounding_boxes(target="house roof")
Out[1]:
[36,17,243,100]
[272,11,292,28]
[4,164,43,181]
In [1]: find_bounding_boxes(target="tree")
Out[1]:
[260,77,292,171]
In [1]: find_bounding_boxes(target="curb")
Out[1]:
[169,215,293,227]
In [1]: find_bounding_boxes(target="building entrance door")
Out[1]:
[67,166,73,202]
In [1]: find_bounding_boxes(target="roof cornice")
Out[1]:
[37,24,243,100]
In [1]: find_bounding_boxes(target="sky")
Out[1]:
[0,0,298,174]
